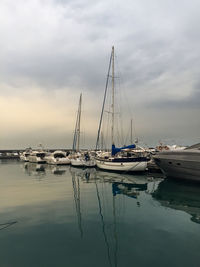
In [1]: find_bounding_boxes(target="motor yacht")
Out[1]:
[46,150,70,165]
[28,151,47,164]
[20,148,32,161]
[153,143,200,182]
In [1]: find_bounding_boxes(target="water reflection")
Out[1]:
[152,179,200,224]
[70,167,84,238]
[23,162,69,177]
[24,162,46,176]
[1,161,200,266]
[70,166,96,182]
[0,221,17,231]
[69,167,151,267]
[112,182,147,198]
[47,164,67,175]
[94,176,118,267]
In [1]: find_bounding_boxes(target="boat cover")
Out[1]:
[112,144,135,156]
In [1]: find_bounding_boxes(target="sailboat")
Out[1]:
[71,93,96,167]
[96,46,148,172]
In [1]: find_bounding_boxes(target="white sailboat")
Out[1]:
[71,94,96,167]
[96,46,148,172]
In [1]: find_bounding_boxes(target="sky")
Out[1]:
[0,0,200,149]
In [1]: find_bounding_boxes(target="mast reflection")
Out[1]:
[70,167,84,238]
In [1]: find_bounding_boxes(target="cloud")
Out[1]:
[0,0,200,147]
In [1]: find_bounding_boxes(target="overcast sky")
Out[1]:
[0,0,200,149]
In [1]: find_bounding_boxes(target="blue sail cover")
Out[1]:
[112,144,136,156]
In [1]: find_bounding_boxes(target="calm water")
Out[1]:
[0,160,200,267]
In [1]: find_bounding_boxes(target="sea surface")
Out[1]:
[0,159,200,267]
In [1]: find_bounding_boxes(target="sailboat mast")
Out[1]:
[95,49,112,150]
[131,119,133,144]
[77,93,82,151]
[111,46,115,145]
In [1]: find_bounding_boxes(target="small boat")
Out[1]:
[46,150,70,165]
[71,153,85,167]
[29,151,47,163]
[71,152,96,167]
[20,148,32,162]
[153,143,200,182]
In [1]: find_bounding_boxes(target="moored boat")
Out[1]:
[96,145,147,172]
[95,46,147,172]
[29,151,47,163]
[70,94,96,168]
[20,148,32,162]
[46,150,70,165]
[153,143,200,182]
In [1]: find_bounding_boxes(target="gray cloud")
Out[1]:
[0,0,200,147]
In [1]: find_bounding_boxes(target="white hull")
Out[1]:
[20,155,29,162]
[29,151,47,164]
[29,156,46,163]
[96,159,147,172]
[71,158,85,167]
[84,160,96,167]
[47,158,70,165]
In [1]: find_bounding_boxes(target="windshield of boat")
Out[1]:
[185,143,200,150]
[36,153,46,158]
[54,153,65,158]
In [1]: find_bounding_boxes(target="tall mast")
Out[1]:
[95,49,112,150]
[131,119,133,144]
[77,93,82,151]
[72,93,82,151]
[111,46,115,145]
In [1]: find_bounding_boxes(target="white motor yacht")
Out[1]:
[47,150,70,165]
[20,149,32,162]
[29,151,47,163]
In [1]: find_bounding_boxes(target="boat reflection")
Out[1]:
[152,179,200,224]
[70,167,96,183]
[96,171,148,199]
[24,162,46,176]
[112,182,147,198]
[47,164,67,175]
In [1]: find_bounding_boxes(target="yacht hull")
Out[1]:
[96,159,147,172]
[29,157,46,164]
[47,158,70,165]
[20,155,29,162]
[154,150,200,182]
[71,159,85,167]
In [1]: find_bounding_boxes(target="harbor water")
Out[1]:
[0,160,200,267]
